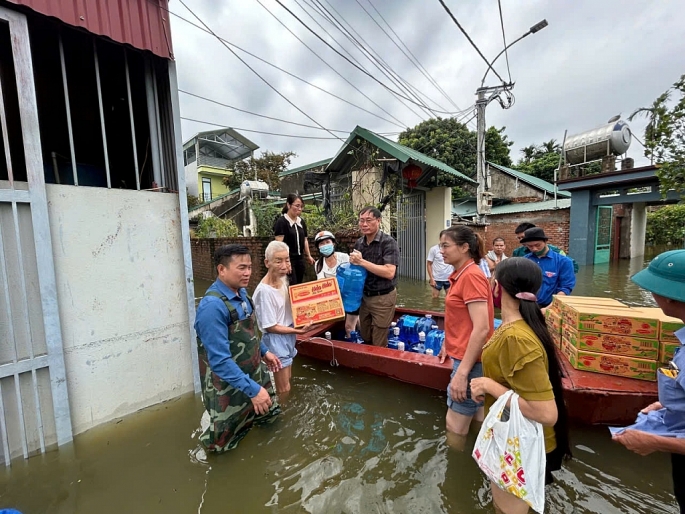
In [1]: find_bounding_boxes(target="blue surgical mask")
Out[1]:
[319,244,334,257]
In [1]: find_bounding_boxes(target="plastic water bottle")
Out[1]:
[337,263,367,313]
[425,348,434,356]
[388,321,397,341]
[388,326,401,350]
[426,328,445,356]
[494,318,503,330]
[349,330,364,344]
[397,315,420,345]
[416,314,434,341]
[414,331,426,354]
[397,341,405,352]
[325,331,332,340]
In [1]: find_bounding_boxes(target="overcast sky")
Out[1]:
[170,0,685,171]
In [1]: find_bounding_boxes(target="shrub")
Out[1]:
[195,216,240,238]
[645,204,685,245]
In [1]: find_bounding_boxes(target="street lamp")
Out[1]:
[475,19,548,221]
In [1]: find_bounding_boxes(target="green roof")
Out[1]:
[488,162,571,198]
[279,158,332,178]
[452,198,571,217]
[328,126,476,184]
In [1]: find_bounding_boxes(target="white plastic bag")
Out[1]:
[472,390,546,513]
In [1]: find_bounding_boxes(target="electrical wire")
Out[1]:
[309,0,442,118]
[351,0,449,112]
[273,0,460,114]
[177,0,344,142]
[293,0,434,119]
[146,0,407,129]
[366,0,463,113]
[254,0,417,126]
[436,0,507,84]
[497,0,512,84]
[179,89,352,133]
[180,117,340,139]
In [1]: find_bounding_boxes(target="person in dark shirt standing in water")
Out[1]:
[273,193,314,285]
[349,206,400,347]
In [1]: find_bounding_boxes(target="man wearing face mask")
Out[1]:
[520,227,576,309]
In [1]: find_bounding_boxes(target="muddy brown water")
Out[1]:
[1,250,681,513]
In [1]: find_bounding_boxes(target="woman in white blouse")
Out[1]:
[314,230,349,279]
[313,231,358,339]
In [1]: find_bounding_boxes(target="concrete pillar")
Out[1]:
[425,187,452,256]
[630,202,647,259]
[568,189,596,266]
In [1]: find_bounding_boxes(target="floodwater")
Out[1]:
[1,248,681,513]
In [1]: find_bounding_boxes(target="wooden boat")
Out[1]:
[296,307,658,426]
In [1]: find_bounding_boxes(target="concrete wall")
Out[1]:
[425,187,452,251]
[489,168,547,202]
[185,161,198,196]
[46,185,194,435]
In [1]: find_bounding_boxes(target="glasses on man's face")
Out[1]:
[358,217,377,225]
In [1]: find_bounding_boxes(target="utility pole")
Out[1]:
[475,83,513,223]
[474,19,548,224]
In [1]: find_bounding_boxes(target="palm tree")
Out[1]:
[541,139,561,154]
[520,145,538,163]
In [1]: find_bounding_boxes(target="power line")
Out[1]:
[365,0,463,113]
[177,0,344,142]
[308,0,440,117]
[273,0,460,114]
[350,0,449,112]
[436,0,507,84]
[179,89,351,133]
[254,0,417,126]
[497,0,512,83]
[293,0,434,119]
[146,0,407,129]
[180,117,340,139]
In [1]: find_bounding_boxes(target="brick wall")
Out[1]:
[191,232,361,291]
[469,208,571,257]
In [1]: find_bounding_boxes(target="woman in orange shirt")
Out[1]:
[437,226,494,443]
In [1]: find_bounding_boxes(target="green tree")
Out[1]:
[514,151,560,183]
[398,117,513,196]
[224,150,296,191]
[631,75,685,193]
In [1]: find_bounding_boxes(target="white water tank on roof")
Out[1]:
[564,120,632,165]
[240,180,269,199]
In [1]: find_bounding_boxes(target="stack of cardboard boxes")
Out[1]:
[546,296,684,382]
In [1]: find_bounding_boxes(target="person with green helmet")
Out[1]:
[613,249,685,513]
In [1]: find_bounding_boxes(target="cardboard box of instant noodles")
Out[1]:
[561,338,657,381]
[563,305,660,339]
[288,277,345,328]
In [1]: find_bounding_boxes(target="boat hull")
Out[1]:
[296,309,658,425]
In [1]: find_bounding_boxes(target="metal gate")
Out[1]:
[0,7,72,465]
[396,191,426,280]
[594,205,613,264]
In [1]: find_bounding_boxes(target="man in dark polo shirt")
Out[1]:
[349,206,400,347]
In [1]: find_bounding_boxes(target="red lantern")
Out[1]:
[402,164,422,188]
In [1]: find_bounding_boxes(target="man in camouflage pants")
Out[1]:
[195,244,282,452]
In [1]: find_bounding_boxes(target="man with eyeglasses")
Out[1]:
[349,206,400,347]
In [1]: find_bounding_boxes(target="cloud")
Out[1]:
[170,0,685,169]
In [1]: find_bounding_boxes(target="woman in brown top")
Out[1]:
[471,257,571,514]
